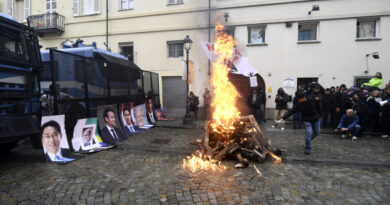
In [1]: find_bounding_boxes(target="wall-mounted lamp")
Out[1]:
[365,52,380,74]
[224,13,229,22]
[308,5,320,15]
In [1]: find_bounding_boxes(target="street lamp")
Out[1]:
[365,52,380,74]
[183,35,193,125]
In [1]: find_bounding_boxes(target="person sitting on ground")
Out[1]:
[155,109,176,121]
[363,72,383,91]
[335,109,361,141]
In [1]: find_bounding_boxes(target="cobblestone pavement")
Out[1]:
[0,126,390,205]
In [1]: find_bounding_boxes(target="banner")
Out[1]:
[181,60,194,84]
[200,41,258,77]
[41,115,78,163]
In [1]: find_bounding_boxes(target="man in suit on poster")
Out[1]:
[101,108,126,145]
[41,120,74,162]
[122,106,141,136]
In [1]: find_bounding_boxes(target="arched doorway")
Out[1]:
[228,73,266,116]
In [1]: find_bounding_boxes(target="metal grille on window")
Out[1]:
[249,27,265,44]
[357,20,376,38]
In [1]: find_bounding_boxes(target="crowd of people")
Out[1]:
[276,72,390,142]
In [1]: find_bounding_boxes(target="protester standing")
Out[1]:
[273,88,290,130]
[322,88,336,128]
[281,93,322,155]
[188,92,199,121]
[380,85,390,138]
[203,88,212,120]
[248,89,262,124]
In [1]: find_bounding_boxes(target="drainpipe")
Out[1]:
[106,0,109,50]
[208,0,211,79]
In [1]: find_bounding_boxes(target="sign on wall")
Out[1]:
[283,78,295,88]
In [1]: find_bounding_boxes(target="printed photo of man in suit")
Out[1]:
[101,108,125,145]
[123,106,141,136]
[80,127,96,150]
[41,120,75,162]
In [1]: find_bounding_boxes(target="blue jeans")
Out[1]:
[304,119,321,150]
[293,112,303,127]
[341,125,361,137]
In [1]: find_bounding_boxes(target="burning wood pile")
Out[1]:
[190,115,282,168]
[183,23,282,171]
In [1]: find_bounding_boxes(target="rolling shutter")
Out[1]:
[162,77,186,117]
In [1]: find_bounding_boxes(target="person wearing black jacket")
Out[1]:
[322,88,336,128]
[281,93,322,155]
[248,89,263,124]
[273,88,290,129]
[380,85,390,138]
[333,84,347,128]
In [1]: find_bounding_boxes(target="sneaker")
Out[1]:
[341,134,346,138]
[352,136,357,141]
[304,149,311,155]
[382,135,389,138]
[272,125,276,128]
[281,127,285,130]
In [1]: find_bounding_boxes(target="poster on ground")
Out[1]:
[119,103,142,137]
[97,105,126,145]
[131,103,154,129]
[41,115,79,163]
[72,118,115,153]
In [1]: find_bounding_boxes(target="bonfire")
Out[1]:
[183,23,282,171]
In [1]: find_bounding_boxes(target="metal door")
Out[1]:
[162,76,186,117]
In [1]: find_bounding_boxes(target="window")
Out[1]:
[248,25,266,44]
[225,26,235,39]
[167,41,183,58]
[298,22,318,41]
[0,29,30,62]
[168,0,183,5]
[7,0,13,16]
[46,0,57,13]
[120,0,133,10]
[119,42,134,61]
[24,0,30,21]
[356,19,379,39]
[73,0,100,16]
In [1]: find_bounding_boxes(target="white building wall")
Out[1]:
[1,0,389,115]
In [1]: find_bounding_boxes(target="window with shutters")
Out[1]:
[24,0,30,22]
[167,41,184,58]
[167,0,184,5]
[120,0,133,10]
[7,0,13,16]
[356,18,380,39]
[73,0,100,16]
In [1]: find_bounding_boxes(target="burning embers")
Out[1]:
[182,23,282,172]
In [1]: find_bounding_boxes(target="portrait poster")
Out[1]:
[41,115,78,163]
[119,102,141,137]
[131,103,154,129]
[72,118,114,153]
[97,105,126,145]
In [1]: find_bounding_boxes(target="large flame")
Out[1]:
[210,23,241,127]
[182,151,226,173]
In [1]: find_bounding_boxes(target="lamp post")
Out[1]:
[183,35,193,125]
[365,52,380,74]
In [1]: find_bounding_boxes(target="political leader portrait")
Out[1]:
[121,105,141,137]
[100,107,126,145]
[41,120,75,163]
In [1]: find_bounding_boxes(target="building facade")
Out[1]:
[2,0,390,118]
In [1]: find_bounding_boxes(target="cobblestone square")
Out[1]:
[1,122,390,205]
